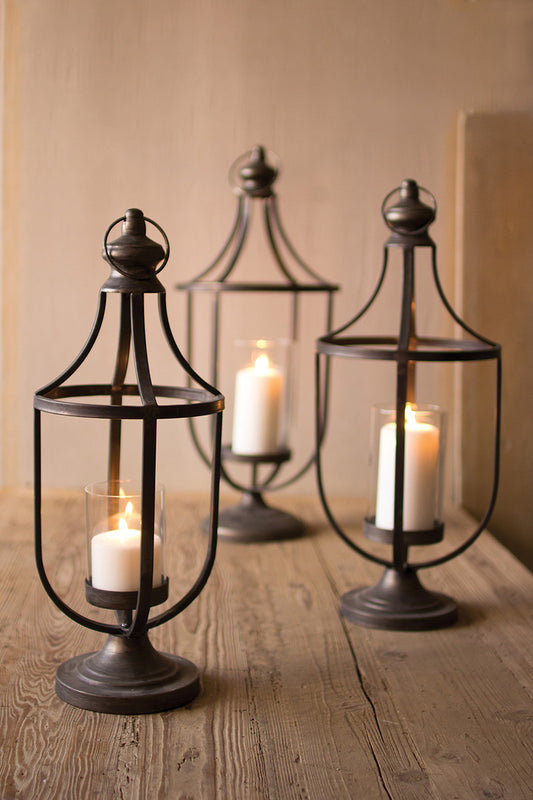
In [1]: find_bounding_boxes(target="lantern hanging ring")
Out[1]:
[381,181,437,236]
[228,145,281,197]
[103,214,171,277]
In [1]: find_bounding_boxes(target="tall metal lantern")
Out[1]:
[34,209,224,713]
[315,180,501,630]
[177,145,339,542]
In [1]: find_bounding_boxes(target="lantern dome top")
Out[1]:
[103,208,167,281]
[231,145,279,197]
[382,179,436,237]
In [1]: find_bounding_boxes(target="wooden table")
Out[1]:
[0,489,532,799]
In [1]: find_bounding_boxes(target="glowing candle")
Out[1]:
[108,500,142,532]
[91,506,162,592]
[375,406,440,531]
[232,352,283,455]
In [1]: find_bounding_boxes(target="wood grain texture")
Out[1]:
[0,490,532,799]
[459,111,533,569]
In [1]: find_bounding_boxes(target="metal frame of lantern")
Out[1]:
[315,180,501,631]
[34,209,224,713]
[177,145,339,542]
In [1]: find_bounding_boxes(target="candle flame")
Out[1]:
[405,404,419,429]
[125,501,133,515]
[254,353,270,375]
[118,517,129,533]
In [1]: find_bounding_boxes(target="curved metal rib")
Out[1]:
[109,293,132,487]
[161,291,222,469]
[159,293,222,398]
[36,292,107,397]
[322,249,389,340]
[119,297,158,636]
[415,352,502,569]
[130,293,156,407]
[392,248,416,572]
[269,195,332,284]
[314,355,390,568]
[34,408,123,636]
[126,417,158,637]
[218,195,251,282]
[264,199,299,283]
[148,411,222,628]
[431,249,499,346]
[188,194,247,282]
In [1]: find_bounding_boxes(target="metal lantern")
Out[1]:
[315,180,501,630]
[177,145,339,542]
[34,209,224,713]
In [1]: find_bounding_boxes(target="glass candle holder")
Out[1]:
[85,480,166,607]
[230,339,292,457]
[367,404,446,539]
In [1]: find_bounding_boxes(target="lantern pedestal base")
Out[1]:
[340,567,458,631]
[206,491,304,543]
[56,632,200,714]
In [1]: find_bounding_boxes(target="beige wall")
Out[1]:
[1,1,532,548]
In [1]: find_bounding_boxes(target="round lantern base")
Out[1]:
[340,567,458,631]
[206,491,304,543]
[56,632,200,714]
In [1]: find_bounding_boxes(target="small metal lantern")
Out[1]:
[177,145,338,542]
[315,180,501,630]
[34,209,224,713]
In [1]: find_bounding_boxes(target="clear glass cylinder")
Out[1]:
[368,404,446,532]
[230,338,292,456]
[85,480,165,592]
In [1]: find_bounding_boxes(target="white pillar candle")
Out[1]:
[91,517,162,592]
[375,407,440,531]
[232,353,283,455]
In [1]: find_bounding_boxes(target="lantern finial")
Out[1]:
[382,179,436,238]
[103,208,167,282]
[233,145,279,197]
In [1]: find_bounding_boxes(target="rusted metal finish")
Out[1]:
[34,210,224,711]
[177,147,338,541]
[316,180,501,630]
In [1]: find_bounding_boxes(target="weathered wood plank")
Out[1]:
[310,498,533,800]
[0,491,532,799]
[459,111,533,571]
[203,532,383,799]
